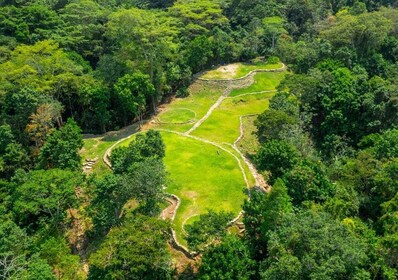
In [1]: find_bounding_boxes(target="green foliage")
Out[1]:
[39,236,83,280]
[186,35,213,73]
[185,210,233,252]
[169,0,228,38]
[88,215,172,280]
[282,160,335,205]
[255,140,300,183]
[12,169,81,228]
[321,11,392,58]
[198,235,255,280]
[39,118,83,170]
[0,124,14,154]
[58,0,106,62]
[111,129,165,174]
[262,210,369,280]
[91,158,166,233]
[0,40,83,93]
[255,109,296,142]
[114,72,155,125]
[243,180,292,259]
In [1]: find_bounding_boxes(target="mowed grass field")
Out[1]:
[201,61,284,80]
[113,130,247,245]
[158,108,196,124]
[230,71,286,97]
[192,92,274,144]
[154,82,224,132]
[161,132,246,244]
[192,71,286,144]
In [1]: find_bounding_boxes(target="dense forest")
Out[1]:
[1,0,398,279]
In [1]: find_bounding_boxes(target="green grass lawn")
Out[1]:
[236,115,261,156]
[158,108,196,124]
[192,92,274,144]
[201,61,283,80]
[154,82,224,133]
[229,71,286,97]
[160,131,246,245]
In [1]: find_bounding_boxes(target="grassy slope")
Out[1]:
[236,115,261,156]
[202,62,283,80]
[155,83,224,132]
[229,71,286,97]
[115,131,247,245]
[81,62,286,247]
[162,132,246,244]
[192,92,274,144]
[158,108,196,123]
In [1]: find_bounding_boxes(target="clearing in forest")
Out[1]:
[81,61,287,247]
[201,61,284,80]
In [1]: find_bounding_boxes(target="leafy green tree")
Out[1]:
[0,40,83,94]
[12,169,81,228]
[107,8,176,109]
[78,83,110,133]
[88,215,172,280]
[260,254,302,280]
[90,174,122,233]
[262,210,369,279]
[0,124,14,154]
[186,35,213,73]
[58,0,106,63]
[282,160,335,205]
[39,236,83,280]
[111,129,165,174]
[169,0,228,38]
[255,140,300,183]
[321,11,392,58]
[268,91,299,117]
[114,72,155,126]
[243,180,292,259]
[23,255,55,280]
[39,118,83,170]
[121,158,166,216]
[91,158,166,233]
[185,210,234,252]
[262,16,287,50]
[3,87,45,141]
[255,109,296,142]
[0,5,62,44]
[0,218,31,279]
[1,142,29,178]
[197,235,255,280]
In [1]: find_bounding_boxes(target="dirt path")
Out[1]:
[161,194,180,221]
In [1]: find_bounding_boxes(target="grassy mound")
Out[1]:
[158,108,196,124]
[160,131,246,245]
[229,71,286,97]
[201,62,283,80]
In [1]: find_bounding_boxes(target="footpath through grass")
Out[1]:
[161,131,246,245]
[192,92,274,144]
[229,71,286,97]
[154,82,224,133]
[201,61,283,80]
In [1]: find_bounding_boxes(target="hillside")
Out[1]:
[0,0,398,279]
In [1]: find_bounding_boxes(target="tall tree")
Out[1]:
[114,72,155,126]
[39,118,83,170]
[88,215,172,280]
